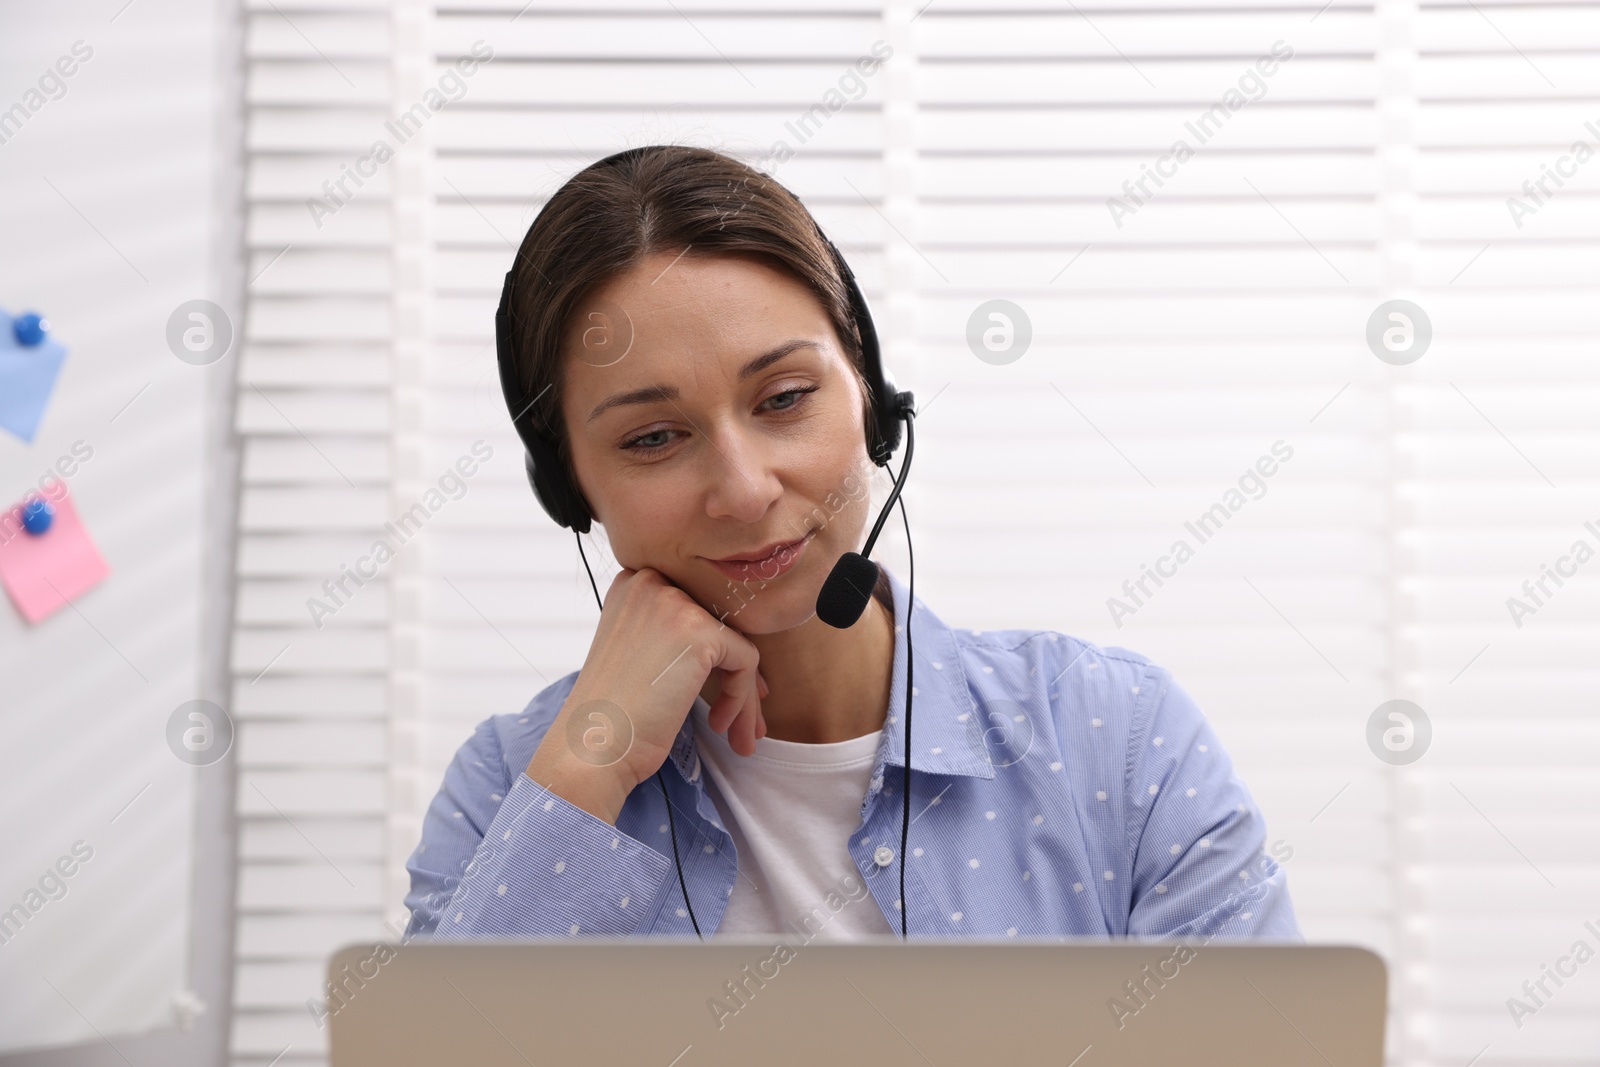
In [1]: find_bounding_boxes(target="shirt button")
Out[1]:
[873,845,895,867]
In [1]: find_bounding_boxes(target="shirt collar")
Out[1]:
[668,561,995,784]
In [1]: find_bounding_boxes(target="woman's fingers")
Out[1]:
[706,680,748,739]
[706,682,766,753]
[728,673,762,756]
[753,672,768,740]
[704,667,728,732]
[700,638,765,753]
[709,691,743,737]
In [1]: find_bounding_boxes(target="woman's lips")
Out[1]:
[707,530,815,582]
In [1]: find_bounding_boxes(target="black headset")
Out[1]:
[496,145,919,939]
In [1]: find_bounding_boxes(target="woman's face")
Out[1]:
[559,250,876,633]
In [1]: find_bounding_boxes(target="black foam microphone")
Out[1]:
[816,553,881,629]
[816,405,916,629]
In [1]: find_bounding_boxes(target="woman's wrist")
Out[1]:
[524,741,634,826]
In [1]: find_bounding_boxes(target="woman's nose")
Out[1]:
[701,423,782,523]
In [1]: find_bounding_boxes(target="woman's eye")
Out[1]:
[763,384,819,412]
[620,385,818,455]
[621,429,674,453]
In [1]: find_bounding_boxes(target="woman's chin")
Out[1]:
[702,582,822,636]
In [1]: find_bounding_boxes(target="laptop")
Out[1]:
[327,937,1386,1066]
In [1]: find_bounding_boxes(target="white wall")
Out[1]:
[0,0,228,1056]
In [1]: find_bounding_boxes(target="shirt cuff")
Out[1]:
[433,771,674,939]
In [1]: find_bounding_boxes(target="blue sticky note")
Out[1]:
[0,307,68,443]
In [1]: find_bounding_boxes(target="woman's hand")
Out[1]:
[524,566,767,824]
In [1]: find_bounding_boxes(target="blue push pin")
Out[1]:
[20,497,54,536]
[13,312,49,347]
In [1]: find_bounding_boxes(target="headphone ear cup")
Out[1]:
[838,262,903,467]
[876,391,910,464]
[869,405,900,468]
[524,438,593,534]
[499,265,594,534]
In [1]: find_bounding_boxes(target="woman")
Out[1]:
[403,145,1299,944]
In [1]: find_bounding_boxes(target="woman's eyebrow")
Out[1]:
[585,339,821,424]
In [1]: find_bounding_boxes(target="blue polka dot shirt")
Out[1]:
[404,563,1301,942]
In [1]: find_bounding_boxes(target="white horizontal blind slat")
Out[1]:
[230,4,399,1064]
[1407,0,1600,1060]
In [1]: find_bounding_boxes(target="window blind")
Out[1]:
[232,3,396,1063]
[1406,2,1600,1061]
[229,1,1600,1063]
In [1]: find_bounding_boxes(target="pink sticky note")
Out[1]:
[0,489,110,624]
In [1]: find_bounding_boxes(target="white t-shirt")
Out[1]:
[690,699,896,940]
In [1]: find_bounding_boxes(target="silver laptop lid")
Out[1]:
[326,937,1386,1066]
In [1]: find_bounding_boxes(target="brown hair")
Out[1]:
[503,144,877,513]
